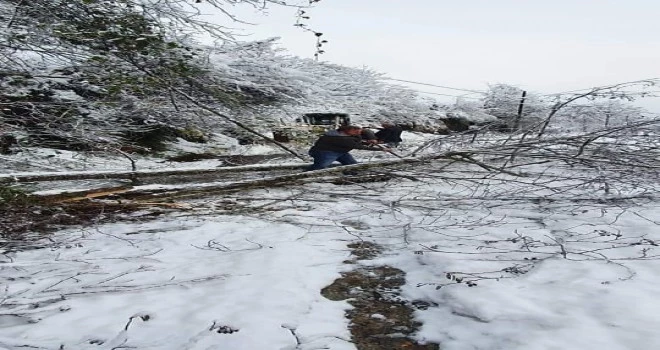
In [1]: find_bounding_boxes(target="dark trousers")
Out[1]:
[306,149,357,171]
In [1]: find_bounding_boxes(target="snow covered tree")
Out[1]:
[536,79,658,136]
[1,0,438,154]
[482,83,547,131]
[0,0,313,151]
[551,100,645,133]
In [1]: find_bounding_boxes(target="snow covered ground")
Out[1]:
[0,140,287,174]
[1,215,355,349]
[2,131,660,350]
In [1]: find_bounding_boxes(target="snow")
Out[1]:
[2,131,660,350]
[0,144,290,175]
[164,137,234,155]
[1,217,355,349]
[386,201,660,350]
[238,144,283,156]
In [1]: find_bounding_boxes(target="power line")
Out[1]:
[385,77,660,99]
[384,78,486,94]
[542,78,660,96]
[414,90,482,99]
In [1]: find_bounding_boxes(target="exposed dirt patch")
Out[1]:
[166,152,220,162]
[321,241,439,350]
[165,153,297,165]
[0,201,173,252]
[345,241,382,261]
[216,154,294,166]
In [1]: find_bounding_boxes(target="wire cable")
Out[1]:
[414,90,482,99]
[384,77,486,94]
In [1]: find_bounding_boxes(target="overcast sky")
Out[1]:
[204,0,660,111]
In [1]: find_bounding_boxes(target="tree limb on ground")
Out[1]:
[0,163,308,184]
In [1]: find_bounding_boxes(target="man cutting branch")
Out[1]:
[306,125,392,171]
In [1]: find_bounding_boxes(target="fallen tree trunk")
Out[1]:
[34,157,423,203]
[1,151,437,185]
[34,185,135,204]
[0,163,308,184]
[24,149,527,203]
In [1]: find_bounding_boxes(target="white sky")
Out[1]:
[202,0,660,112]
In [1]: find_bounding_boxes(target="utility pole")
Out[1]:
[512,90,527,130]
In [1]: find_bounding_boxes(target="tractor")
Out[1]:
[272,113,351,143]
